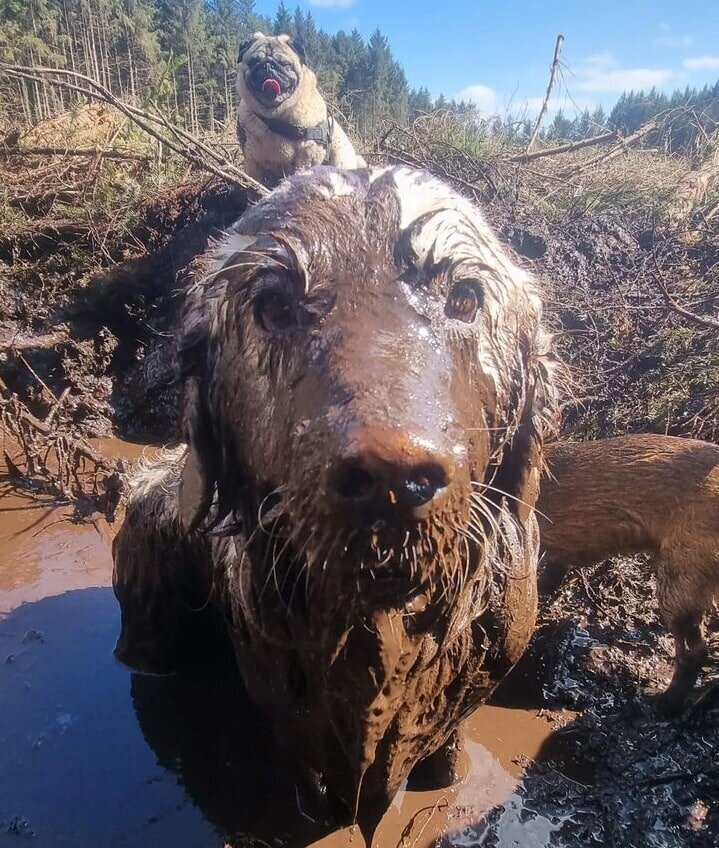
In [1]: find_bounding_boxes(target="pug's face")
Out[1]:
[238,33,306,108]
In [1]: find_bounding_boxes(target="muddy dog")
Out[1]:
[113,166,558,837]
[236,32,365,187]
[538,434,719,714]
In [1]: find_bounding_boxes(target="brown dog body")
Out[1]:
[538,434,719,711]
[113,166,558,835]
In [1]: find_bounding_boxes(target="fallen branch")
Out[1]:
[652,254,719,330]
[559,118,661,178]
[508,129,617,163]
[0,63,268,198]
[1,390,124,518]
[526,34,565,153]
[0,327,70,354]
[0,145,151,161]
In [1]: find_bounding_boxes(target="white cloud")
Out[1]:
[653,22,692,49]
[454,83,498,113]
[575,53,674,92]
[308,0,356,7]
[683,55,719,71]
[654,35,693,49]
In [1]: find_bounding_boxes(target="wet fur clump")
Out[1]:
[538,434,719,714]
[113,166,560,835]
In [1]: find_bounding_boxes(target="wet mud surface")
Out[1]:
[1,443,718,847]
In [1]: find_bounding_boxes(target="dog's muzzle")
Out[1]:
[247,59,297,105]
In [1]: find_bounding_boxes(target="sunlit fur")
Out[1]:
[539,434,719,713]
[114,166,561,829]
[236,32,365,187]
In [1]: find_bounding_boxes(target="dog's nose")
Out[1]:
[330,429,453,510]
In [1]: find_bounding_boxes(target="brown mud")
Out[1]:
[0,442,572,848]
[1,142,718,846]
[2,443,718,847]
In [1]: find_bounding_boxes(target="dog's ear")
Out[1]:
[238,34,260,64]
[491,340,554,529]
[179,375,218,532]
[177,303,219,533]
[289,38,306,64]
[238,39,252,64]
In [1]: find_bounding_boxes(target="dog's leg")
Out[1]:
[656,549,712,715]
[537,556,572,595]
[407,727,467,790]
[658,615,708,716]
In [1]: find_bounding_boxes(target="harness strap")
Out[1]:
[254,112,334,149]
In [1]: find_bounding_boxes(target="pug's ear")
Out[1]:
[238,34,260,64]
[289,38,306,64]
[238,39,252,64]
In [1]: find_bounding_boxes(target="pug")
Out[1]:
[236,32,366,187]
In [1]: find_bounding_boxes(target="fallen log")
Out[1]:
[0,327,70,354]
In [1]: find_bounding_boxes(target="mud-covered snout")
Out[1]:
[328,427,455,519]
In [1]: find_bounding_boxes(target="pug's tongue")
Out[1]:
[262,78,282,98]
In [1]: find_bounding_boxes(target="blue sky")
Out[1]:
[255,0,719,119]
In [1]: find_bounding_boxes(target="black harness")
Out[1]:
[254,111,335,149]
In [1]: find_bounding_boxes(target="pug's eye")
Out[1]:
[255,291,296,332]
[445,281,481,322]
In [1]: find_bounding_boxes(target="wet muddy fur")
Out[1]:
[112,166,558,836]
[538,434,719,714]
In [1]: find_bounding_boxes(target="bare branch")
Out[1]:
[1,145,151,161]
[508,129,617,164]
[526,34,564,153]
[0,63,269,197]
[559,117,661,178]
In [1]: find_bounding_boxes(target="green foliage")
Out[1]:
[0,0,439,137]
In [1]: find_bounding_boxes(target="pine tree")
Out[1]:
[272,1,292,36]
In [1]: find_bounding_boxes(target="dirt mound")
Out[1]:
[19,103,121,149]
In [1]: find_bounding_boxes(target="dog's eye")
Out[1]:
[255,291,296,332]
[445,281,481,322]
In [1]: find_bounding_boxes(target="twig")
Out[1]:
[526,34,565,153]
[396,798,449,848]
[651,254,719,330]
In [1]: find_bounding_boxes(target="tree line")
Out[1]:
[546,83,719,154]
[0,0,717,149]
[0,0,465,137]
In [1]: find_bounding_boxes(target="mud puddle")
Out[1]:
[1,441,581,848]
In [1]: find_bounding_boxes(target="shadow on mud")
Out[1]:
[0,587,330,848]
[3,586,716,848]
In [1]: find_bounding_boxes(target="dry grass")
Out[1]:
[378,110,694,220]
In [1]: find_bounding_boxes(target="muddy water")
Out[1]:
[0,440,574,848]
